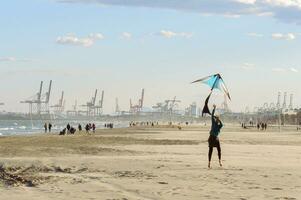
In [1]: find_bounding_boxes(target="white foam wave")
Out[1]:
[0,127,14,131]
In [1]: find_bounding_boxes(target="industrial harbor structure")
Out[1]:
[0,81,299,125]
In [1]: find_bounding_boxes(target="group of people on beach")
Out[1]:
[241,122,268,130]
[59,123,76,135]
[59,123,96,135]
[129,121,158,127]
[104,123,114,129]
[84,123,96,133]
[129,121,192,127]
[44,123,53,133]
[257,122,268,130]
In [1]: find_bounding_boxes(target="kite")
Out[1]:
[192,73,230,116]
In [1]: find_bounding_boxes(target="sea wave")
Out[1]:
[0,127,14,131]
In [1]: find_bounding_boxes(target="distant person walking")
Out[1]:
[85,124,90,133]
[92,123,96,133]
[67,123,71,134]
[44,123,48,133]
[48,123,52,133]
[208,105,223,168]
[78,124,82,132]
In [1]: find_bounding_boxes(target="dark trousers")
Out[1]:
[208,145,221,162]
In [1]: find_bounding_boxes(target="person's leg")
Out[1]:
[208,147,213,168]
[217,144,222,166]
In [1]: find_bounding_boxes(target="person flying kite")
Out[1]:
[192,73,230,168]
[191,73,230,116]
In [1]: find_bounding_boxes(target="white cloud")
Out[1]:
[235,0,257,5]
[264,0,301,8]
[58,0,301,25]
[223,13,241,18]
[242,62,255,70]
[290,67,299,73]
[247,32,264,37]
[0,57,16,62]
[89,33,104,40]
[271,33,296,40]
[272,67,299,72]
[272,67,286,72]
[3,68,87,77]
[0,57,34,62]
[158,30,193,39]
[256,12,274,17]
[56,33,104,47]
[121,32,132,40]
[159,30,177,38]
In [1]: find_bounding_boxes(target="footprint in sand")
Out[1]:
[166,186,182,194]
[172,187,181,191]
[158,181,168,184]
[106,198,128,200]
[271,187,283,191]
[76,167,89,173]
[243,181,254,185]
[248,186,261,189]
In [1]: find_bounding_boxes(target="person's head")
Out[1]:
[214,115,221,123]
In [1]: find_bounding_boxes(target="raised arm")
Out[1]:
[211,105,216,123]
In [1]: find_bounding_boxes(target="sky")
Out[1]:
[0,0,300,114]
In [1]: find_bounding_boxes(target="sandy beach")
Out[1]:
[0,125,300,200]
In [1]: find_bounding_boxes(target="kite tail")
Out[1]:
[202,91,212,117]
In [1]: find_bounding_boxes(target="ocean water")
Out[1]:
[0,120,128,136]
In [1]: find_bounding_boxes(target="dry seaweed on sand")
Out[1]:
[0,165,35,187]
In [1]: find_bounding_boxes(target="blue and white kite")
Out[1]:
[192,73,230,116]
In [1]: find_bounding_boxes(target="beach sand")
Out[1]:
[0,125,300,200]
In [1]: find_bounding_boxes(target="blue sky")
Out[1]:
[0,0,300,113]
